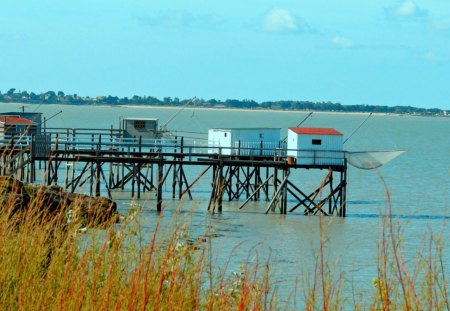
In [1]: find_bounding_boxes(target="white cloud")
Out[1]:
[263,9,299,32]
[423,52,436,60]
[429,19,450,32]
[396,1,420,16]
[138,11,224,29]
[386,1,428,19]
[332,36,354,48]
[422,52,448,62]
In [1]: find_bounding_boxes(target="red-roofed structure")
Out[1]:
[0,116,35,125]
[287,127,344,165]
[288,127,343,136]
[0,115,37,139]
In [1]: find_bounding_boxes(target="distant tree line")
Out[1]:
[0,88,446,116]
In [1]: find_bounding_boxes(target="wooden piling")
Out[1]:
[157,151,163,212]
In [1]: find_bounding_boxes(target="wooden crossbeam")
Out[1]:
[239,174,273,209]
[265,171,290,214]
[312,182,345,216]
[287,178,331,213]
[68,162,90,193]
[98,163,112,199]
[235,166,256,199]
[180,166,193,199]
[181,165,211,199]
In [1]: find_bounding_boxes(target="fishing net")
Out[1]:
[346,151,405,170]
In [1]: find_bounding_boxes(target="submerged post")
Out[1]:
[218,159,224,212]
[157,151,163,212]
[340,159,348,217]
[95,161,101,197]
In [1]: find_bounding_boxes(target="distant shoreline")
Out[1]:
[1,88,447,116]
[115,104,393,116]
[1,102,448,118]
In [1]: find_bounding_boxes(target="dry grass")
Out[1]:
[368,174,450,311]
[0,173,448,310]
[0,182,277,310]
[299,173,449,310]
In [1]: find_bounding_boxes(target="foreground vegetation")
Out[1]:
[1,88,446,116]
[0,175,448,309]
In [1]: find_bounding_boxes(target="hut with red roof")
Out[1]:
[0,115,38,140]
[287,127,344,166]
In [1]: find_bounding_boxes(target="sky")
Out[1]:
[1,0,450,109]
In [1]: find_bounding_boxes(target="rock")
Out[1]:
[0,176,30,215]
[66,192,118,226]
[0,176,119,227]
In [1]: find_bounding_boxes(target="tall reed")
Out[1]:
[0,169,448,309]
[0,181,277,310]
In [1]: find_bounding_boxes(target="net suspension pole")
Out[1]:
[343,112,372,144]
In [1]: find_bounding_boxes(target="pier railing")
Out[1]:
[1,132,346,166]
[0,136,33,148]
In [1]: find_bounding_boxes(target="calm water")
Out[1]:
[2,103,449,304]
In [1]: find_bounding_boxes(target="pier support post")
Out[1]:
[157,152,163,212]
[339,160,348,217]
[218,162,224,212]
[172,162,177,199]
[137,163,141,200]
[208,159,225,213]
[281,168,288,214]
[95,161,101,197]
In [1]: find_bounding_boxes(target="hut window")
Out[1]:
[312,139,322,145]
[134,120,145,129]
[224,133,227,137]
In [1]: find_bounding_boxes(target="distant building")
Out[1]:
[0,116,38,140]
[122,118,161,139]
[208,128,281,155]
[0,112,42,133]
[287,127,344,166]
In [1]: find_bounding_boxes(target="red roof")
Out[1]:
[0,117,35,125]
[289,127,343,136]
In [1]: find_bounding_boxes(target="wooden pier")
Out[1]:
[0,128,348,216]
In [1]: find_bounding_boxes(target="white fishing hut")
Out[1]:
[122,118,161,139]
[0,116,38,140]
[287,127,344,165]
[208,128,281,155]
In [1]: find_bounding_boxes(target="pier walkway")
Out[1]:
[0,128,347,216]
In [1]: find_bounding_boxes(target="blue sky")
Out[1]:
[1,0,450,109]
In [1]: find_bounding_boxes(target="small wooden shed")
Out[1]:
[0,116,38,140]
[122,118,161,139]
[208,128,281,155]
[287,127,344,165]
[0,112,42,133]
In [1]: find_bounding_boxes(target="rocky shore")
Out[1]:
[0,176,119,227]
